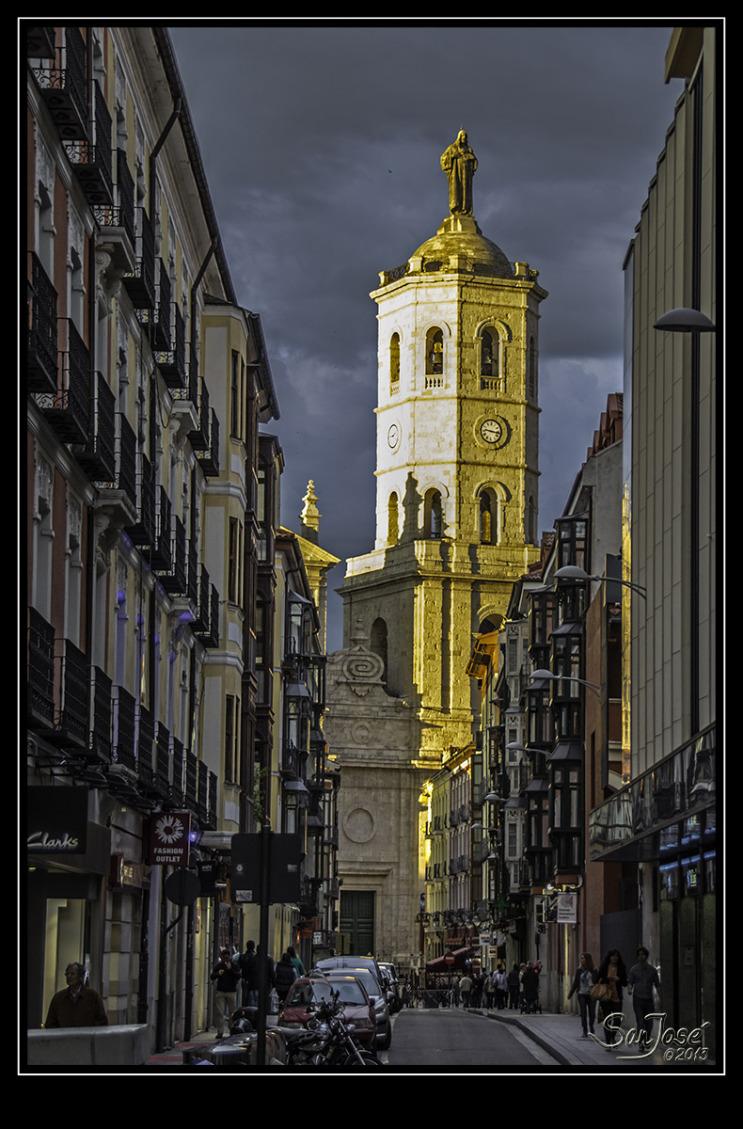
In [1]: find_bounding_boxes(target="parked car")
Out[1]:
[324,968,392,1051]
[379,962,402,1013]
[279,975,376,1048]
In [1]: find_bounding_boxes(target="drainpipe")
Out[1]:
[148,98,182,225]
[189,238,219,399]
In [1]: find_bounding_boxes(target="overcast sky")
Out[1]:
[169,21,682,651]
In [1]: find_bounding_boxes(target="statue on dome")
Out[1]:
[440,130,478,216]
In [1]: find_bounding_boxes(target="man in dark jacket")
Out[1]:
[240,940,257,1007]
[211,948,241,1037]
[45,963,108,1028]
[274,952,298,1005]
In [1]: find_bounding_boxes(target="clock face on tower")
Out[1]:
[479,418,503,445]
[387,423,400,449]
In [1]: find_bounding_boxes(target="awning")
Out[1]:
[425,947,476,972]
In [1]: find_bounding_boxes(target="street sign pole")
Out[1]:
[256,823,271,1066]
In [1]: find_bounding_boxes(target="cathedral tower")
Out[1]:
[326,135,546,963]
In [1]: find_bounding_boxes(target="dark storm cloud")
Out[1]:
[169,22,680,648]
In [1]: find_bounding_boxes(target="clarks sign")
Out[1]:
[27,787,88,854]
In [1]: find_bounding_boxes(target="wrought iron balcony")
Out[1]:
[156,515,186,595]
[155,304,186,390]
[116,414,138,512]
[197,760,209,823]
[171,737,185,803]
[90,666,112,762]
[150,486,172,570]
[136,703,154,787]
[186,540,198,606]
[322,827,339,849]
[209,584,220,647]
[25,25,56,57]
[50,638,90,750]
[185,748,199,809]
[196,409,220,477]
[152,722,171,798]
[203,769,218,830]
[111,685,136,773]
[63,79,112,206]
[92,150,136,272]
[193,564,210,633]
[149,260,172,351]
[28,608,55,730]
[188,381,210,451]
[76,371,116,483]
[32,26,87,140]
[27,253,58,393]
[125,454,155,548]
[122,208,156,309]
[34,318,91,445]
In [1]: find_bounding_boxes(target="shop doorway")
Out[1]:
[41,897,91,1023]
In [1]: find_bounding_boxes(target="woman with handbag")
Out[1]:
[595,949,628,1045]
[567,952,598,1038]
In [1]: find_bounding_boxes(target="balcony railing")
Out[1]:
[171,737,185,802]
[125,454,155,547]
[193,565,210,633]
[186,540,198,606]
[207,772,218,830]
[52,638,90,749]
[111,685,136,772]
[189,382,210,451]
[116,414,137,512]
[153,723,171,797]
[34,318,91,445]
[150,260,172,351]
[136,703,154,787]
[27,253,58,393]
[209,584,220,647]
[32,26,88,140]
[589,724,716,861]
[185,749,199,809]
[89,666,112,762]
[28,608,55,729]
[282,745,304,779]
[122,208,156,309]
[154,304,186,390]
[63,79,113,206]
[150,487,172,570]
[196,409,220,477]
[77,371,116,483]
[197,760,209,823]
[156,515,186,595]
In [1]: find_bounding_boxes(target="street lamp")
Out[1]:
[554,564,646,599]
[653,307,715,332]
[529,669,601,696]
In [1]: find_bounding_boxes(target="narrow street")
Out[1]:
[382,1009,558,1067]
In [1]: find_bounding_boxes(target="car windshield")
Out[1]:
[331,969,379,996]
[314,980,367,1006]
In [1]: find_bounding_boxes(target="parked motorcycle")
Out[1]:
[281,995,381,1066]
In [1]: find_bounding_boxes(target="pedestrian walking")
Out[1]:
[628,946,661,1045]
[521,962,539,1013]
[275,951,298,1005]
[484,970,495,1009]
[507,964,521,1009]
[494,967,508,1010]
[239,939,258,1008]
[518,962,527,1008]
[567,952,599,1038]
[287,945,305,978]
[459,972,472,1008]
[45,962,108,1028]
[211,947,241,1038]
[595,949,628,1045]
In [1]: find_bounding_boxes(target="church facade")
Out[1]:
[325,135,545,966]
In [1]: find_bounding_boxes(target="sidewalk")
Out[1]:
[471,1008,668,1067]
[147,1029,216,1065]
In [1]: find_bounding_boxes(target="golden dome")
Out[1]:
[409,214,513,279]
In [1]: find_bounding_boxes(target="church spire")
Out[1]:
[300,479,321,542]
